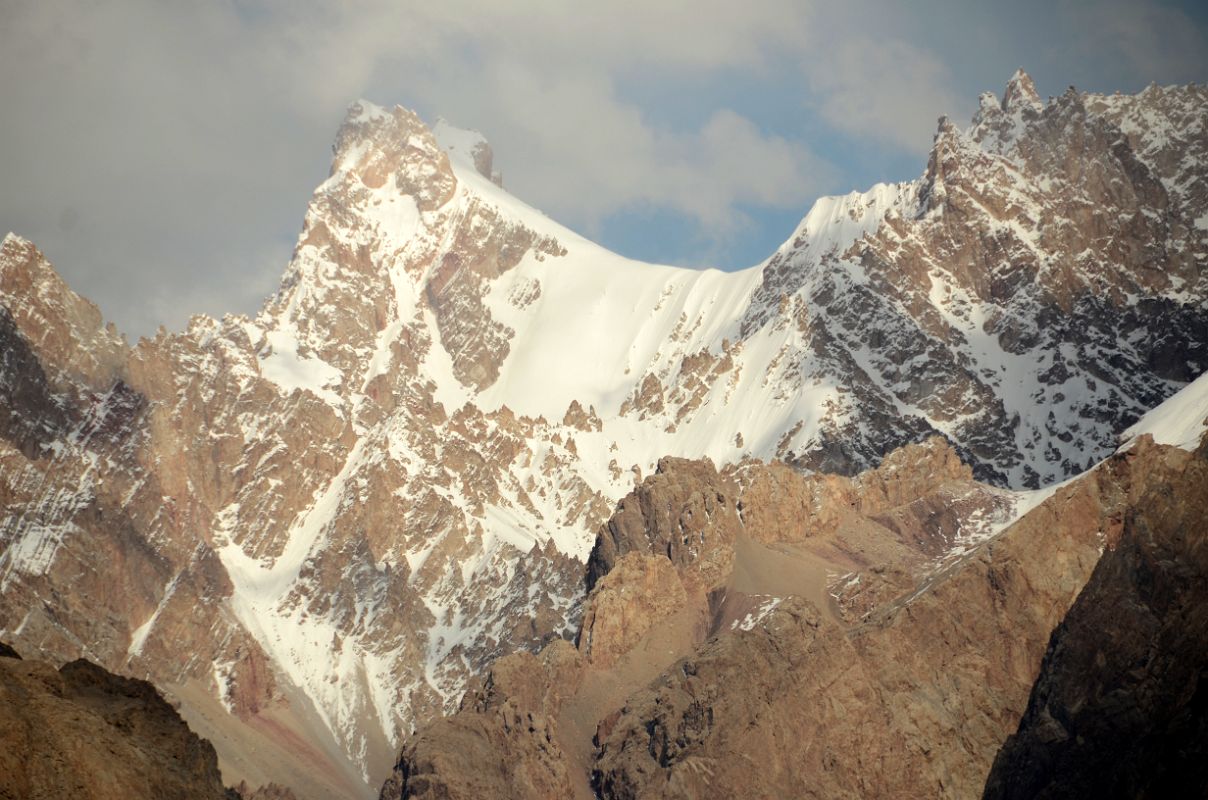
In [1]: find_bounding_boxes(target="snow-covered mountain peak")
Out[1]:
[0,234,127,394]
[968,70,1046,155]
[432,117,501,186]
[327,100,456,211]
[776,182,922,265]
[1,233,47,280]
[3,76,1206,795]
[1002,68,1042,113]
[1,231,31,253]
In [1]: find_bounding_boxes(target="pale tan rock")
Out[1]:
[0,235,127,394]
[587,457,740,592]
[562,400,602,432]
[578,554,689,668]
[591,438,1189,800]
[379,641,585,800]
[382,433,1208,800]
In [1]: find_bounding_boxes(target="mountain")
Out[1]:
[1,70,1206,797]
[983,373,1208,799]
[384,369,1208,800]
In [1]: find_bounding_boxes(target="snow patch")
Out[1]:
[1120,370,1208,452]
[731,595,783,632]
[258,328,343,405]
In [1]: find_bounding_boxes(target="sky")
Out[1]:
[2,0,1206,338]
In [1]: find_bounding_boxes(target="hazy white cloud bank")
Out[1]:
[805,38,961,153]
[0,0,1203,335]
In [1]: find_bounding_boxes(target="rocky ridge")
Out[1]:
[384,398,1208,799]
[381,435,1029,798]
[1,71,1206,796]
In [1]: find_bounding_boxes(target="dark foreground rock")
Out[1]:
[0,646,233,800]
[983,438,1208,799]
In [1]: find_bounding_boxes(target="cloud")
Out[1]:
[0,0,1203,336]
[360,2,830,235]
[1055,0,1208,85]
[0,0,831,334]
[404,58,826,235]
[0,1,338,335]
[401,0,809,74]
[802,38,963,154]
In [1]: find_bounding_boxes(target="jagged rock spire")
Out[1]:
[1002,68,1042,113]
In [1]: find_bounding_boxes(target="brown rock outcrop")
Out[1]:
[0,234,128,396]
[379,436,1038,799]
[731,459,852,542]
[334,103,456,211]
[577,554,690,668]
[232,781,301,800]
[562,400,602,432]
[0,648,232,800]
[852,435,973,512]
[379,640,584,800]
[732,435,974,545]
[586,457,740,592]
[592,597,868,800]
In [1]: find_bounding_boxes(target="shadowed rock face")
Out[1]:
[590,438,1204,800]
[0,307,69,458]
[983,438,1208,800]
[0,646,233,800]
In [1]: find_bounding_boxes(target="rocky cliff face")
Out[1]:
[380,641,586,800]
[753,74,1208,485]
[983,435,1208,799]
[585,457,741,593]
[0,644,233,800]
[589,442,1163,799]
[1,70,1206,797]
